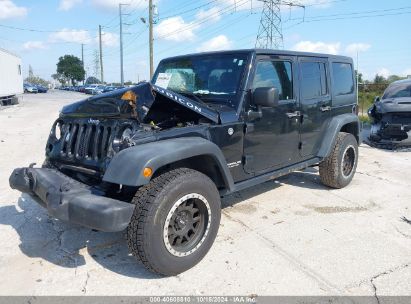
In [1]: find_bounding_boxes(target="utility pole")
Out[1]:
[356,50,359,107]
[81,43,84,85]
[148,0,154,79]
[255,0,304,49]
[119,3,128,86]
[99,25,104,83]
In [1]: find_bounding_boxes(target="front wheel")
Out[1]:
[319,132,358,189]
[126,168,221,276]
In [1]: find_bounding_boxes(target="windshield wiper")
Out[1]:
[179,92,208,106]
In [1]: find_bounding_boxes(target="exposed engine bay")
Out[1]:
[44,82,217,182]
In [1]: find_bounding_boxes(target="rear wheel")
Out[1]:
[126,168,221,276]
[319,132,358,189]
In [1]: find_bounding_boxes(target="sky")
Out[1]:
[0,0,410,83]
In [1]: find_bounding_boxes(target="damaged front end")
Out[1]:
[45,82,219,183]
[10,82,220,230]
[368,98,411,145]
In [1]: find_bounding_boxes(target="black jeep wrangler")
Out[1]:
[10,49,360,275]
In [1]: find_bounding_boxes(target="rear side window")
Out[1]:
[300,62,328,99]
[332,63,354,95]
[252,61,293,100]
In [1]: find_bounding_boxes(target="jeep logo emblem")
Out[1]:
[88,118,100,125]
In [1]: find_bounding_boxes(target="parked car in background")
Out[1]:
[368,78,411,144]
[24,83,38,93]
[35,85,48,93]
[103,86,117,93]
[77,85,86,93]
[93,85,106,95]
[84,84,99,94]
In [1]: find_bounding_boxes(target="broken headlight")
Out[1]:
[113,127,134,152]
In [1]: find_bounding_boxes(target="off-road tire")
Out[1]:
[126,168,221,276]
[319,132,358,189]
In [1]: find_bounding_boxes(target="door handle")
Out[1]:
[286,111,301,118]
[320,105,331,112]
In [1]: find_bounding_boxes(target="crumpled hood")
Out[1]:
[61,82,220,123]
[375,97,411,114]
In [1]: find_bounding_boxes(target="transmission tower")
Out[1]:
[255,0,305,49]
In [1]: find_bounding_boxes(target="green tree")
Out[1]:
[25,76,49,87]
[374,74,386,84]
[56,55,85,85]
[355,70,363,84]
[29,65,34,78]
[51,73,68,85]
[387,75,404,84]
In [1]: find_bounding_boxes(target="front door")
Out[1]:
[298,57,332,158]
[244,56,300,174]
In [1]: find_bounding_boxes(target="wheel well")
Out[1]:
[153,155,227,191]
[340,122,359,143]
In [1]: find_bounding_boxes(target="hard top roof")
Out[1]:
[160,48,353,62]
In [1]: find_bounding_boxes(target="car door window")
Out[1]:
[332,63,354,95]
[301,62,328,99]
[252,61,293,100]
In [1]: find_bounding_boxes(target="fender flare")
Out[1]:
[103,137,235,191]
[317,113,360,158]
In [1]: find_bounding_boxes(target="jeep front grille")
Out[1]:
[59,122,113,160]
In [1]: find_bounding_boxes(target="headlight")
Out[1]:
[51,120,64,140]
[113,127,133,151]
[121,128,133,141]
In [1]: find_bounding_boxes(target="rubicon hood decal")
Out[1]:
[152,84,219,123]
[61,82,220,124]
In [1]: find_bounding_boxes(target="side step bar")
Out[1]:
[232,157,321,193]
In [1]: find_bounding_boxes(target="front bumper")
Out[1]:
[9,167,135,232]
[377,123,411,143]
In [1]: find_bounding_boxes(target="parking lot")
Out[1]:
[0,90,410,296]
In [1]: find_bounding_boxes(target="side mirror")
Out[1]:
[252,87,279,108]
[374,96,380,103]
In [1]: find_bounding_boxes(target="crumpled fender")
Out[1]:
[103,137,235,191]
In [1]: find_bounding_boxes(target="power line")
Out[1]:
[155,0,250,40]
[255,0,304,49]
[280,5,411,32]
[288,5,411,22]
[159,0,220,20]
[0,23,96,33]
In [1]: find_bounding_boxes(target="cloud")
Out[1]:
[0,0,27,20]
[292,41,341,55]
[197,35,232,52]
[376,68,390,79]
[49,28,91,44]
[59,0,83,11]
[216,0,333,12]
[91,0,146,11]
[23,41,47,50]
[98,31,118,47]
[297,0,333,8]
[195,7,222,23]
[403,69,411,77]
[154,16,198,42]
[345,43,371,55]
[217,0,258,11]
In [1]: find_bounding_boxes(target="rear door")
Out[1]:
[298,57,331,158]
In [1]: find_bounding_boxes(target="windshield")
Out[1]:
[383,82,411,99]
[152,53,249,108]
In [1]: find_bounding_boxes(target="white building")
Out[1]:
[0,48,23,105]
